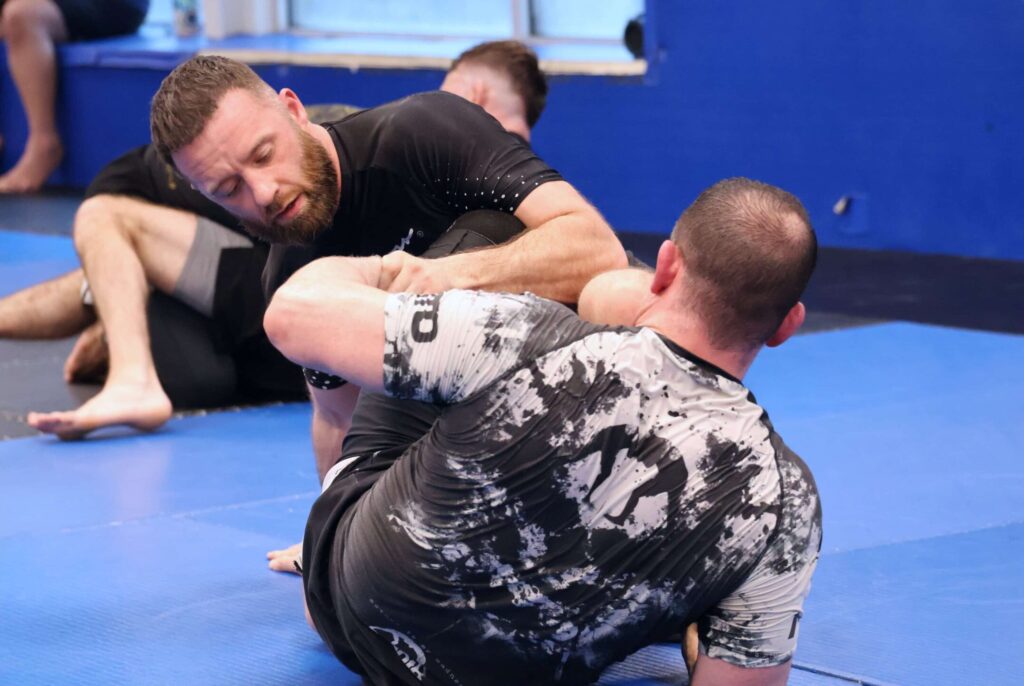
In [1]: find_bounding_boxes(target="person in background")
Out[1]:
[0,0,149,192]
[4,41,552,439]
[440,39,546,144]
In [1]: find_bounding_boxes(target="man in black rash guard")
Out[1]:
[13,41,553,439]
[149,55,625,494]
[263,177,822,686]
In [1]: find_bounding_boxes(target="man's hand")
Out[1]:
[379,251,455,294]
[267,542,303,575]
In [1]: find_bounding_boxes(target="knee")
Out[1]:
[1,0,49,38]
[73,195,142,249]
[73,195,118,250]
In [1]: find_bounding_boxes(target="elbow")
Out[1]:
[604,235,630,272]
[591,218,630,272]
[264,259,332,359]
[263,288,303,361]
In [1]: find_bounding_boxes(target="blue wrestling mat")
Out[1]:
[2,228,1023,684]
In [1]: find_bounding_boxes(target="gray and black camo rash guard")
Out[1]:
[315,290,822,685]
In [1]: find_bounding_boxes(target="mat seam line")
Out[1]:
[0,490,320,541]
[821,517,1024,558]
[792,660,900,686]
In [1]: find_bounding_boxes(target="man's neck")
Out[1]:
[636,308,757,381]
[492,111,531,143]
[308,123,342,198]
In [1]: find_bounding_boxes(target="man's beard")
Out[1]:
[242,126,339,245]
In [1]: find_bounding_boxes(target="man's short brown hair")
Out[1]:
[671,178,817,350]
[451,40,548,128]
[150,55,274,163]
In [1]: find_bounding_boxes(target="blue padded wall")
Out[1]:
[2,0,1022,259]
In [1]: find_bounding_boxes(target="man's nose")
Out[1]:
[250,173,278,209]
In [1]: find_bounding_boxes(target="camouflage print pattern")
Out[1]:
[319,290,822,685]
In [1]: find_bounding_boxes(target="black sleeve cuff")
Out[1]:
[303,367,347,390]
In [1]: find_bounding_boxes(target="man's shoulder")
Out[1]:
[770,430,819,503]
[328,91,469,128]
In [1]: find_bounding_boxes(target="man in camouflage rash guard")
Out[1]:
[264,178,823,686]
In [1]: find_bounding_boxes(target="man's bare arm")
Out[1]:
[382,181,627,303]
[264,256,389,394]
[690,656,792,686]
[309,383,360,482]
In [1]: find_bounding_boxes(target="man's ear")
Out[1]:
[278,88,308,125]
[766,301,806,348]
[650,239,681,294]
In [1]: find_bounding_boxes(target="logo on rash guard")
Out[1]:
[410,294,441,343]
[391,228,415,252]
[370,626,427,680]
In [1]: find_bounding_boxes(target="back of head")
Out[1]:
[150,55,274,164]
[451,40,548,127]
[671,178,817,350]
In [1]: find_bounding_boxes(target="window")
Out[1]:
[528,0,642,41]
[290,0,513,36]
[145,0,173,26]
[290,0,643,47]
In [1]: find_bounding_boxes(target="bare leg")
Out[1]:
[0,268,94,338]
[28,195,199,438]
[310,383,361,481]
[0,0,66,193]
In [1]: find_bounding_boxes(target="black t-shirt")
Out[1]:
[262,91,563,296]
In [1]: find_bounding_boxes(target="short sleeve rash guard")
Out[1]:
[303,289,822,685]
[262,91,563,294]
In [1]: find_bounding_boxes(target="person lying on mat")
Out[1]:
[4,40,560,440]
[264,177,823,686]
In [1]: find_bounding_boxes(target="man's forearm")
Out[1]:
[309,383,361,482]
[445,210,626,303]
[313,410,348,482]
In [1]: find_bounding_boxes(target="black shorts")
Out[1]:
[53,0,148,41]
[147,241,306,408]
[301,211,529,672]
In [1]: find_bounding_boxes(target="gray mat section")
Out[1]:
[0,338,98,439]
[0,191,80,236]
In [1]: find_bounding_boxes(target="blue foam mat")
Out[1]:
[2,313,1023,683]
[800,524,1024,685]
[0,404,317,539]
[745,322,1024,554]
[0,230,79,297]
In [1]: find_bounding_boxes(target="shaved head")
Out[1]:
[671,178,817,349]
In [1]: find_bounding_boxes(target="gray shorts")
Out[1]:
[80,217,252,317]
[172,217,253,317]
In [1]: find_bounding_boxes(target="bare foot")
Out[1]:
[0,135,63,193]
[27,378,172,440]
[267,542,303,575]
[64,321,109,383]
